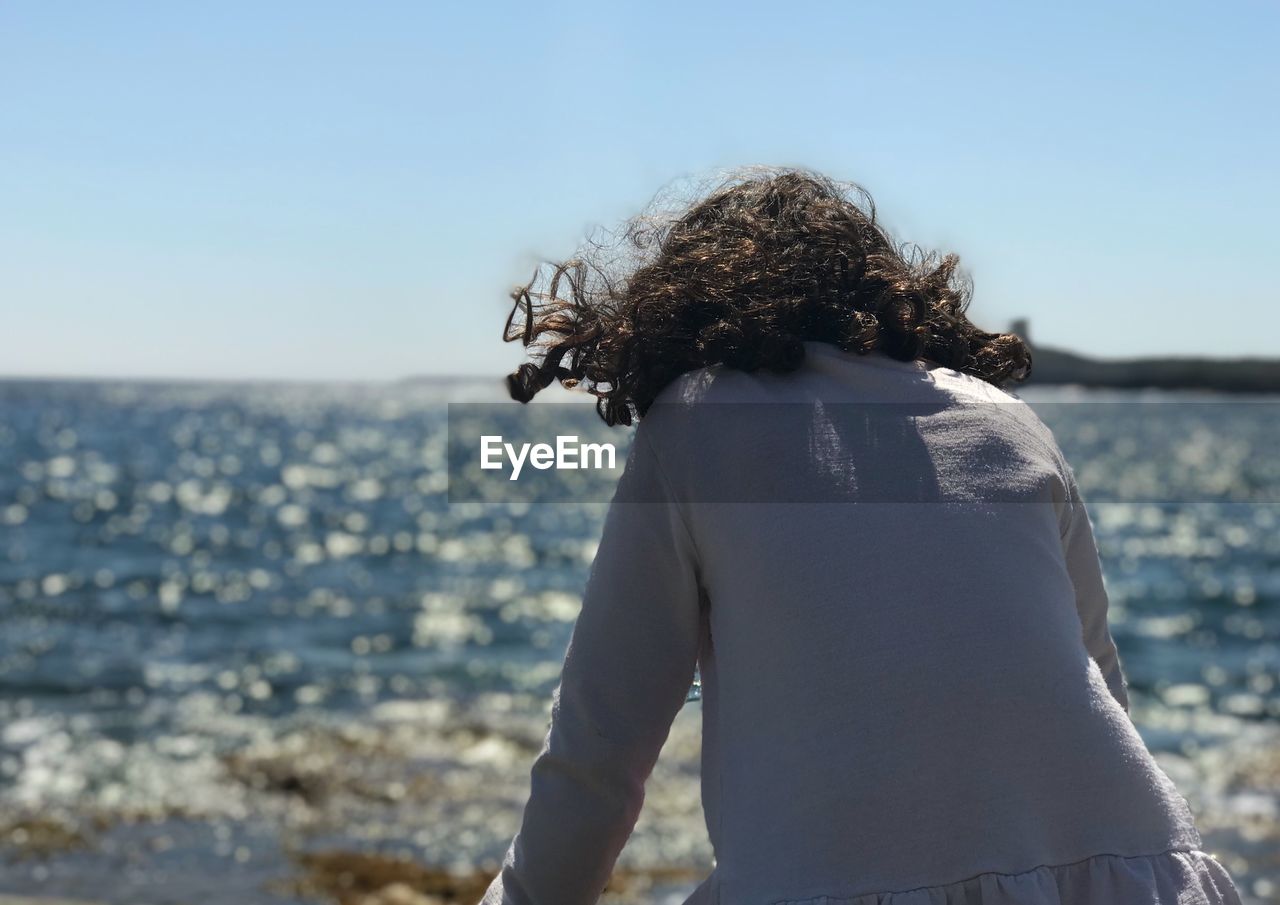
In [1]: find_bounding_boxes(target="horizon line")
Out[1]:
[5,341,1280,385]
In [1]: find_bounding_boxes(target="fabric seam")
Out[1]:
[766,846,1207,904]
[638,423,720,903]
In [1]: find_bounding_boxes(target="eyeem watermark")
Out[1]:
[448,404,627,503]
[449,400,1280,504]
[480,435,617,480]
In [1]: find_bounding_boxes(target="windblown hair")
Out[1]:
[503,167,1031,426]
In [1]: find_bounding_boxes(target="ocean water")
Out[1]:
[0,378,1276,904]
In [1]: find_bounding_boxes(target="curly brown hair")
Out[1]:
[503,167,1031,426]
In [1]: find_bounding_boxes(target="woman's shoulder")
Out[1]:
[635,364,782,479]
[932,369,1078,498]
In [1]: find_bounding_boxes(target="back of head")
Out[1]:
[503,166,1031,426]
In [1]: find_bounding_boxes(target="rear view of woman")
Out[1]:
[478,168,1243,904]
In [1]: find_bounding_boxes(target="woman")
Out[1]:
[478,168,1243,904]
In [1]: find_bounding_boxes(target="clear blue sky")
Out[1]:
[2,1,1276,380]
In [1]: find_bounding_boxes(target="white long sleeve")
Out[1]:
[479,419,706,905]
[1059,465,1130,714]
[474,342,1223,905]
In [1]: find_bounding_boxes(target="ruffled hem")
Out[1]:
[767,848,1244,905]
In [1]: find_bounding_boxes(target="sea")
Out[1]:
[0,377,1276,904]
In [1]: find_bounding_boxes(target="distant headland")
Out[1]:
[400,320,1280,394]
[1010,320,1280,394]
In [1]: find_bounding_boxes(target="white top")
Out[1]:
[479,341,1242,905]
